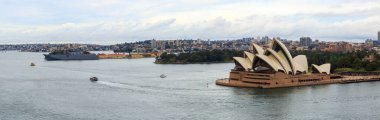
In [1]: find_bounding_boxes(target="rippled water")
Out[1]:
[1,51,380,120]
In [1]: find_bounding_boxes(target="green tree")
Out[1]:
[365,62,377,71]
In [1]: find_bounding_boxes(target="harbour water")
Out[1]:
[1,51,380,119]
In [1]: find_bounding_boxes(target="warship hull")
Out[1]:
[44,54,99,60]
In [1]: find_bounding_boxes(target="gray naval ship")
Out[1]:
[44,50,99,60]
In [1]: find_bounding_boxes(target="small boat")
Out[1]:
[90,77,98,82]
[160,74,167,78]
[30,62,36,66]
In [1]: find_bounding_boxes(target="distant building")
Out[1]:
[259,36,271,45]
[322,42,353,53]
[300,37,312,47]
[373,40,380,47]
[314,39,319,44]
[366,39,373,47]
[151,39,156,48]
[378,31,380,41]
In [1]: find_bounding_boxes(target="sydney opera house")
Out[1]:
[216,39,334,88]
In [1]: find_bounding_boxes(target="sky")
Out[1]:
[0,0,380,44]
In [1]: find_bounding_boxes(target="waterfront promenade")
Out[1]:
[216,75,380,88]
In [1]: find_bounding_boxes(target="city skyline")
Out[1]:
[1,0,380,44]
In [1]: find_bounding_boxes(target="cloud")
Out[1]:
[0,0,379,44]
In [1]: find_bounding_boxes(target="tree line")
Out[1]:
[156,49,380,72]
[155,49,243,64]
[292,50,380,72]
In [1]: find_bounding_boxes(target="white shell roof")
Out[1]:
[233,57,252,71]
[255,54,284,72]
[252,43,264,55]
[312,64,331,74]
[244,51,255,62]
[265,48,292,74]
[293,55,308,73]
[233,39,326,75]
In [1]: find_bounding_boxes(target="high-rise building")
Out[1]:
[378,31,380,41]
[300,37,312,47]
[151,39,156,48]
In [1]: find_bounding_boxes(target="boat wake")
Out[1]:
[95,80,228,96]
[96,81,129,88]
